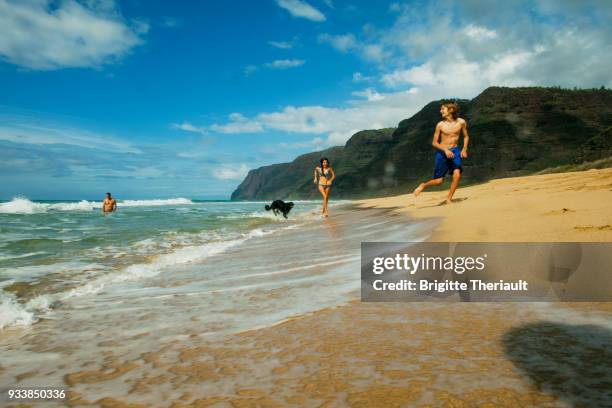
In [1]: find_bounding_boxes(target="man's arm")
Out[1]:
[461,120,469,158]
[432,123,454,158]
[112,200,117,212]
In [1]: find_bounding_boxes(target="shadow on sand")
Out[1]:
[419,197,469,208]
[502,321,612,407]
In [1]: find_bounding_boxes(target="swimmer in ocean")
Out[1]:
[102,192,117,214]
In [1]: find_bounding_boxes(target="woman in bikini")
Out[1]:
[313,157,335,217]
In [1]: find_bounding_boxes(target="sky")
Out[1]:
[0,0,610,200]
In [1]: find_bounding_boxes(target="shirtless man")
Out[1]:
[413,102,469,204]
[102,192,117,214]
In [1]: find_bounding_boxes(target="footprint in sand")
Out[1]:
[573,225,612,232]
[545,208,576,216]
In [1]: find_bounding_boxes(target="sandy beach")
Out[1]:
[4,169,612,407]
[357,168,612,242]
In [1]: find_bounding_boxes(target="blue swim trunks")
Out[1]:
[433,147,463,179]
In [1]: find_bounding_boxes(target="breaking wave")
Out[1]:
[0,197,195,214]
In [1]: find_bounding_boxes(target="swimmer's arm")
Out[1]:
[329,168,336,183]
[461,119,469,158]
[112,200,117,211]
[313,168,319,183]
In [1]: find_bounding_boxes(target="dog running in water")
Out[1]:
[265,200,294,219]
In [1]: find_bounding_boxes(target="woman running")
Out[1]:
[313,157,335,217]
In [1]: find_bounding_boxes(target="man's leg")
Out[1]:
[414,178,444,196]
[446,169,461,203]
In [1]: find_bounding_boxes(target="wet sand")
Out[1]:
[41,301,610,408]
[5,169,612,407]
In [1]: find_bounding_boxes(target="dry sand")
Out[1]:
[12,169,612,408]
[356,167,612,242]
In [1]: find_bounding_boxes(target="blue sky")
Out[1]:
[0,0,610,199]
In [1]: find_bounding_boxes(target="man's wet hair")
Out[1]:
[106,192,111,197]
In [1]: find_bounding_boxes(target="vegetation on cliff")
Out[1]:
[232,87,612,200]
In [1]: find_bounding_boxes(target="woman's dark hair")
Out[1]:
[320,157,330,169]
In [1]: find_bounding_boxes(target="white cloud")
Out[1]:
[172,122,208,135]
[264,59,305,69]
[380,48,541,91]
[194,93,415,147]
[275,0,326,22]
[352,88,385,101]
[181,0,612,150]
[323,1,611,92]
[0,118,140,153]
[352,72,372,82]
[175,114,262,135]
[210,113,263,134]
[362,44,388,62]
[0,0,147,70]
[318,33,357,52]
[381,63,438,88]
[463,24,497,40]
[213,164,250,180]
[279,136,326,150]
[268,41,293,49]
[74,165,164,179]
[318,33,389,62]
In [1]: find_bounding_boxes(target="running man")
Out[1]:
[413,102,469,204]
[102,192,117,214]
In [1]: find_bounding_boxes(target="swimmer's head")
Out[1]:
[106,192,112,198]
[320,157,330,168]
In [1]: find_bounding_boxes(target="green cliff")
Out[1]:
[231,87,612,200]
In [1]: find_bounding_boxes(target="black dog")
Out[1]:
[265,200,294,219]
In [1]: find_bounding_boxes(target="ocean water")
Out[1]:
[0,196,434,395]
[0,197,340,329]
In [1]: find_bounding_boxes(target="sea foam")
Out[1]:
[0,197,195,214]
[0,291,35,329]
[0,227,273,329]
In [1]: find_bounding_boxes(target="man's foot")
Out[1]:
[413,183,425,197]
[445,198,453,204]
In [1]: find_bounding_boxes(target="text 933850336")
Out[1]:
[4,388,68,402]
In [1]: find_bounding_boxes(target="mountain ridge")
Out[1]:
[231,86,612,200]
